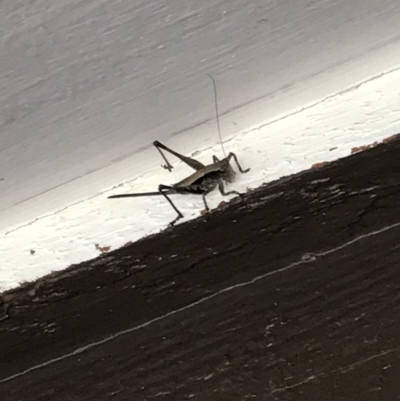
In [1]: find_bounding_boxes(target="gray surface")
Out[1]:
[1,0,400,228]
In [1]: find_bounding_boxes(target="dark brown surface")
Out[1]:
[1,136,400,400]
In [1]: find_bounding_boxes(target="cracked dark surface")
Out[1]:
[1,135,400,400]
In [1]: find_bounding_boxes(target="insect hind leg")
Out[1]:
[158,184,184,227]
[153,141,205,172]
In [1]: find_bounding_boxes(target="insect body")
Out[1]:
[109,140,249,227]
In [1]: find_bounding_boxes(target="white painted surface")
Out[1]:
[1,0,400,291]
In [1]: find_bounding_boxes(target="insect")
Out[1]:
[108,74,250,227]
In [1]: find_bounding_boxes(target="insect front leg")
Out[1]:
[227,152,250,174]
[153,141,205,172]
[217,179,242,197]
[198,180,218,214]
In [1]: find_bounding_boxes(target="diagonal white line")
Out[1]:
[2,220,400,384]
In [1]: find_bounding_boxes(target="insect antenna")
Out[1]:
[207,73,226,158]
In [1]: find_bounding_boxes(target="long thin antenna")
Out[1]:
[207,73,226,158]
